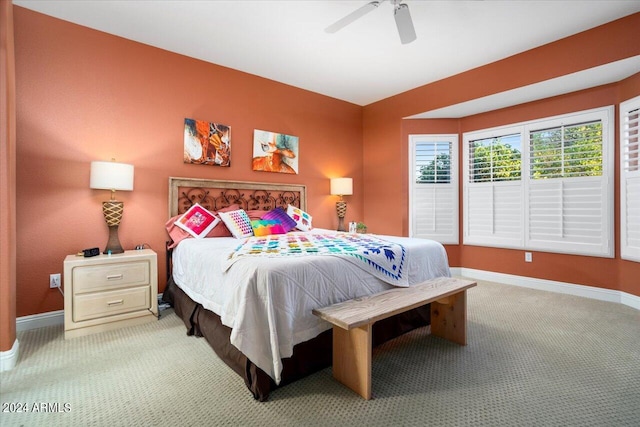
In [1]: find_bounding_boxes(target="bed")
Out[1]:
[163,177,451,401]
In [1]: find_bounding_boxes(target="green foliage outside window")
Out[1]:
[415,141,451,184]
[417,153,451,183]
[530,121,602,179]
[418,122,602,185]
[469,134,522,183]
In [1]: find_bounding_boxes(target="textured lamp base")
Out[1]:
[102,200,125,254]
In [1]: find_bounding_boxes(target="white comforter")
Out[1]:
[172,229,450,384]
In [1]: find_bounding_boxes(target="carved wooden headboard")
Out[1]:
[168,177,307,217]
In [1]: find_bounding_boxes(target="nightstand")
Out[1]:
[63,249,158,339]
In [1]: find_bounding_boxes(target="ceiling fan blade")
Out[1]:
[394,3,417,44]
[325,1,382,34]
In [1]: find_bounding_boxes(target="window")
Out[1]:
[409,135,458,244]
[530,121,603,179]
[463,107,614,257]
[526,115,611,256]
[620,96,640,262]
[469,134,522,182]
[464,128,523,248]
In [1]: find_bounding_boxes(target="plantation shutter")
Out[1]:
[409,135,458,244]
[464,132,523,248]
[525,110,613,257]
[463,107,613,257]
[620,96,640,262]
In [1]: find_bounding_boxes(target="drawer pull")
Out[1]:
[106,274,124,281]
[107,299,124,306]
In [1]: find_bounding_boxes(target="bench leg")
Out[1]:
[332,324,372,400]
[431,290,467,345]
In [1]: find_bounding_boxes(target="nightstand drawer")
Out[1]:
[73,261,150,294]
[64,250,158,339]
[73,286,151,322]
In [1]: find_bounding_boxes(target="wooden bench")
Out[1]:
[312,277,477,399]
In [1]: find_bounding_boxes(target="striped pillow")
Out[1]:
[261,207,297,232]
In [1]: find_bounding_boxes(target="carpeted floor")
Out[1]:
[1,280,639,427]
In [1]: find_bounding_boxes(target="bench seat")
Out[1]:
[312,276,477,399]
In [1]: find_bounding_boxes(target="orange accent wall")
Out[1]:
[1,0,17,352]
[7,6,640,326]
[398,78,640,295]
[364,13,640,237]
[12,7,363,317]
[457,83,636,291]
[365,13,640,297]
[397,84,640,296]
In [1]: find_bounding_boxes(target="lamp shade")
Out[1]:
[90,161,134,191]
[330,177,353,196]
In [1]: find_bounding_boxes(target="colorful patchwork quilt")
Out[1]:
[223,232,408,287]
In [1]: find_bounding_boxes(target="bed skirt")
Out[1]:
[163,277,431,401]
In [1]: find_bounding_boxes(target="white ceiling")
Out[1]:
[13,0,640,115]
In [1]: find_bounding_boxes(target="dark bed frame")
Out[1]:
[163,177,431,401]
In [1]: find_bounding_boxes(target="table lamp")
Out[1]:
[90,160,134,254]
[330,177,353,232]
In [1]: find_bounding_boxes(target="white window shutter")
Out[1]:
[463,129,523,249]
[620,96,640,262]
[412,185,457,242]
[409,135,458,244]
[464,182,523,248]
[464,107,613,257]
[525,111,613,257]
[527,178,610,256]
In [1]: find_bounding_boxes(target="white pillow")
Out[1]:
[174,203,220,238]
[218,209,254,238]
[287,205,313,231]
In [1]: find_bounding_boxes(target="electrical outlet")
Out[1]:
[50,273,61,288]
[525,252,532,263]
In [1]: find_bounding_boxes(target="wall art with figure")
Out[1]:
[184,118,231,167]
[252,129,299,174]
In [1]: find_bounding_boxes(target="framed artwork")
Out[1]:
[252,129,299,174]
[184,118,231,166]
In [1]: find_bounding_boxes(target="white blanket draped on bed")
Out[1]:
[172,229,450,384]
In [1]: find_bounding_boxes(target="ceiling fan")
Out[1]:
[325,0,417,44]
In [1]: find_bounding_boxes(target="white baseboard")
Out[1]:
[12,277,639,334]
[0,339,19,372]
[15,293,167,332]
[451,267,640,310]
[621,291,640,310]
[16,310,64,332]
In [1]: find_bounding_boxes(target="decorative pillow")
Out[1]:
[261,207,297,232]
[207,204,240,238]
[174,203,220,239]
[246,209,268,220]
[166,214,189,248]
[287,205,313,231]
[251,220,286,237]
[166,204,240,248]
[218,209,254,239]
